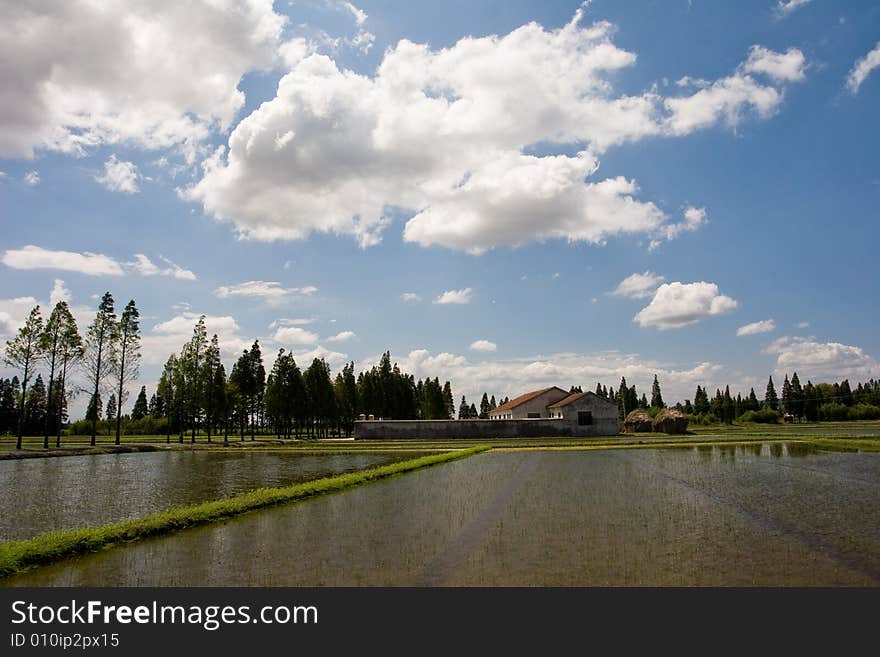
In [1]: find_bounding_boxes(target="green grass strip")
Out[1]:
[0,446,489,579]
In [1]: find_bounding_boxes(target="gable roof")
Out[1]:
[491,386,568,414]
[547,391,587,409]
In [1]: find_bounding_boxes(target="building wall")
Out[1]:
[555,393,619,437]
[355,415,618,440]
[489,387,569,419]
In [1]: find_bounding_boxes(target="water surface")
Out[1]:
[5,445,879,586]
[0,450,424,540]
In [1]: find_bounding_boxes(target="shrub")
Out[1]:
[819,402,849,421]
[848,404,880,421]
[739,408,781,424]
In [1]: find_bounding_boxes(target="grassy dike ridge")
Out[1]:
[0,446,490,579]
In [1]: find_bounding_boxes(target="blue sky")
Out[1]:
[1,0,878,414]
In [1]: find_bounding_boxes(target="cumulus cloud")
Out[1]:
[2,245,124,276]
[775,0,811,19]
[184,9,803,252]
[736,319,775,336]
[634,281,737,329]
[470,339,497,352]
[326,330,356,343]
[144,312,250,364]
[214,280,317,305]
[0,0,286,159]
[610,271,665,299]
[130,254,197,280]
[360,348,726,408]
[272,326,320,345]
[269,317,315,328]
[434,288,473,305]
[650,205,708,249]
[95,155,140,193]
[743,46,806,82]
[401,292,422,303]
[767,336,878,381]
[847,41,880,94]
[49,279,71,306]
[24,171,40,186]
[294,345,350,368]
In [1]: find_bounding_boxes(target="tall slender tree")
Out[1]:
[113,300,141,445]
[82,293,118,446]
[131,386,148,421]
[650,375,665,408]
[765,376,779,411]
[53,304,83,447]
[40,302,68,448]
[4,305,44,449]
[157,354,178,443]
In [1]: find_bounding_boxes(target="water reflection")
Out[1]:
[7,446,879,587]
[0,450,425,541]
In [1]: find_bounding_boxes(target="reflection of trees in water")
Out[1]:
[784,443,818,458]
[770,443,783,458]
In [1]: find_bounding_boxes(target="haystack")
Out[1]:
[652,408,689,434]
[623,410,653,433]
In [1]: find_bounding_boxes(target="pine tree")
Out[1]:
[765,376,779,411]
[617,376,628,419]
[131,386,148,421]
[458,395,470,419]
[53,303,83,447]
[469,402,477,418]
[442,381,454,419]
[639,393,648,409]
[157,354,178,443]
[83,293,118,446]
[747,388,759,412]
[113,300,141,445]
[790,372,803,418]
[650,375,664,408]
[105,393,117,423]
[489,395,497,411]
[24,374,47,436]
[781,374,792,415]
[4,305,44,449]
[479,393,490,419]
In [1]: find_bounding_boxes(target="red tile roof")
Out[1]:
[491,386,568,414]
[547,391,587,409]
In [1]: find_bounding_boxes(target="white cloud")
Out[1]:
[434,288,473,305]
[184,10,803,252]
[326,330,356,343]
[95,155,140,193]
[269,318,315,329]
[272,326,319,345]
[0,1,286,159]
[2,245,124,276]
[775,0,811,19]
[294,345,349,368]
[736,319,775,336]
[743,46,806,82]
[341,2,368,26]
[0,296,39,337]
[24,171,40,186]
[214,280,317,305]
[49,279,71,306]
[144,312,250,365]
[610,271,665,299]
[652,205,708,248]
[767,336,878,381]
[846,41,880,94]
[129,254,197,280]
[401,292,422,303]
[363,348,726,408]
[634,281,737,329]
[797,321,810,329]
[470,339,497,352]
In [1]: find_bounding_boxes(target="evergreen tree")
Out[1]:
[617,377,628,419]
[650,374,665,408]
[24,374,47,436]
[840,379,853,406]
[803,380,819,421]
[83,293,118,446]
[3,305,44,448]
[180,316,208,442]
[722,386,734,424]
[0,378,17,434]
[131,386,148,421]
[694,385,710,415]
[764,376,779,411]
[781,374,792,415]
[790,372,804,417]
[157,354,179,442]
[489,395,497,411]
[53,303,83,447]
[747,388,759,412]
[479,393,490,419]
[86,392,102,424]
[40,301,70,448]
[469,402,477,418]
[442,381,454,419]
[200,334,221,441]
[638,393,648,409]
[596,382,603,397]
[113,300,141,445]
[105,393,117,423]
[458,395,470,419]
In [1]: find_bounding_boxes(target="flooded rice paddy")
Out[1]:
[4,443,880,586]
[0,450,426,541]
